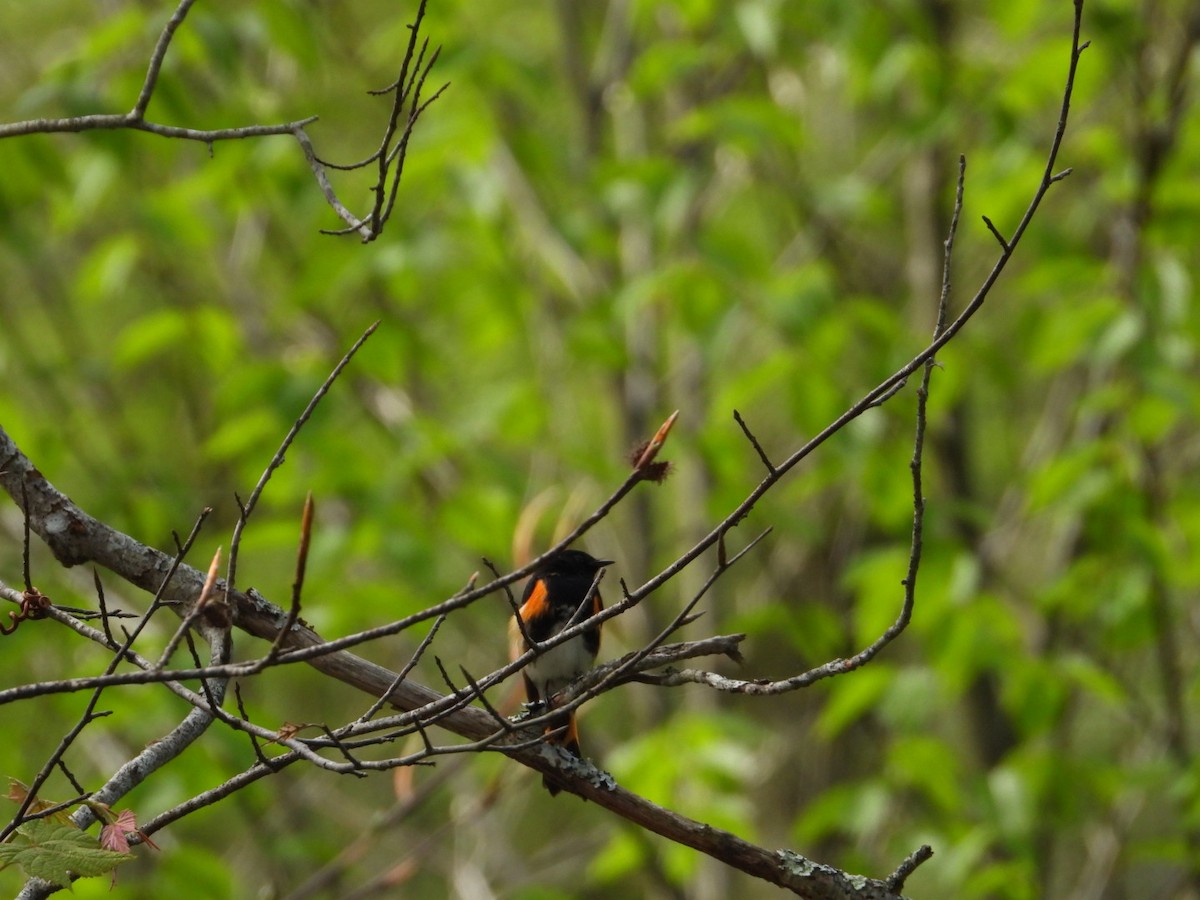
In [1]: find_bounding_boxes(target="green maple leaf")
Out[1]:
[0,820,133,887]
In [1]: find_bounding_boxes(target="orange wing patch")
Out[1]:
[519,578,550,622]
[509,577,549,661]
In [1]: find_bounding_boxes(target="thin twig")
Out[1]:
[885,844,934,892]
[358,613,448,723]
[254,492,314,668]
[292,126,372,240]
[131,0,197,118]
[733,410,776,473]
[157,547,222,668]
[981,214,1009,251]
[21,482,32,592]
[485,556,533,648]
[234,684,274,769]
[227,322,379,591]
[0,112,319,143]
[313,0,448,241]
[92,569,115,648]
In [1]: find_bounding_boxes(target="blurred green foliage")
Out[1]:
[0,1,1198,898]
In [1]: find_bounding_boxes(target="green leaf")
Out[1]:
[588,830,648,885]
[112,308,189,372]
[816,664,892,739]
[0,820,132,887]
[887,735,963,814]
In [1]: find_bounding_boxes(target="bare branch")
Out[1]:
[252,492,315,669]
[733,409,776,473]
[632,152,969,700]
[292,126,373,241]
[91,569,115,648]
[131,0,197,119]
[0,0,439,246]
[0,113,320,143]
[885,844,934,893]
[157,546,222,667]
[601,0,1090,633]
[227,321,379,591]
[313,0,449,241]
[358,613,448,723]
[981,214,1009,251]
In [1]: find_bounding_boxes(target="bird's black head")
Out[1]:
[537,549,614,577]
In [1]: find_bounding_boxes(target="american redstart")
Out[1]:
[508,549,612,795]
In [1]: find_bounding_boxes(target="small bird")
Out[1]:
[509,549,613,795]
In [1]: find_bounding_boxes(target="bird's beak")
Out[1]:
[596,559,615,568]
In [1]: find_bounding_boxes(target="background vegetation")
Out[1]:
[0,1,1197,897]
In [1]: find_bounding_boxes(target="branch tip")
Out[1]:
[981,215,1009,251]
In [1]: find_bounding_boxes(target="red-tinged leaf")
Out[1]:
[7,780,49,813]
[6,780,66,820]
[6,779,29,804]
[100,823,130,854]
[101,809,148,854]
[275,721,315,742]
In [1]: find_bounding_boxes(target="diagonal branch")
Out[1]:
[131,0,198,119]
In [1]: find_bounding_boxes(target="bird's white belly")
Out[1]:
[527,632,592,697]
